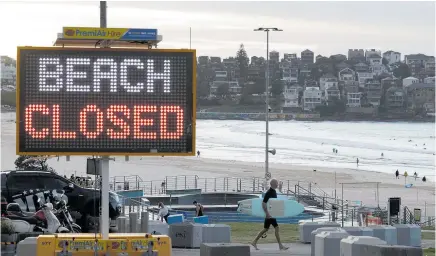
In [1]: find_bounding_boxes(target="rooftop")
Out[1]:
[406,82,435,90]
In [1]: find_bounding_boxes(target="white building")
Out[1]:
[283,85,301,108]
[0,57,16,86]
[209,71,241,95]
[365,49,381,60]
[383,51,401,65]
[325,87,341,103]
[357,72,373,87]
[347,92,362,107]
[303,87,322,111]
[338,68,356,82]
[402,76,419,87]
[319,73,337,90]
[424,76,435,84]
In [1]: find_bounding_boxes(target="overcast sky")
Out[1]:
[0,1,435,59]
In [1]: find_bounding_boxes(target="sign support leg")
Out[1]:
[100,156,110,239]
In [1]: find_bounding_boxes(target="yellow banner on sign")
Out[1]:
[63,27,128,40]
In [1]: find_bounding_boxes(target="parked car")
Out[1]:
[1,170,121,232]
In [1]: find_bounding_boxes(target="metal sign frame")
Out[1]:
[16,46,196,156]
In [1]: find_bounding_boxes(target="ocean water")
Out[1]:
[1,111,435,178]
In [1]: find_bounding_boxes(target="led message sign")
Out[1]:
[17,47,196,155]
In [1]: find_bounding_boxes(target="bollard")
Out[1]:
[129,212,139,233]
[141,211,149,233]
[117,217,127,233]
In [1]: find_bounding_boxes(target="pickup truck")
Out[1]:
[1,170,122,232]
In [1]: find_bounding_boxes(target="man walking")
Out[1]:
[251,178,288,251]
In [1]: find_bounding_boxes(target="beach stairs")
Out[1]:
[292,184,337,211]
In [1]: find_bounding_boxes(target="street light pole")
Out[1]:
[254,27,282,184]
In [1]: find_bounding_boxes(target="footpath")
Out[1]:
[172,243,311,256]
[171,240,436,256]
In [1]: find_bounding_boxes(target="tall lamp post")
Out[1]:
[254,27,282,184]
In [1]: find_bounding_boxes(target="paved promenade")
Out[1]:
[172,243,311,256]
[171,240,435,256]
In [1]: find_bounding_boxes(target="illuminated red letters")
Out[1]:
[53,104,77,139]
[79,105,104,139]
[107,105,130,139]
[160,106,184,139]
[25,104,50,139]
[133,105,157,139]
[24,104,184,139]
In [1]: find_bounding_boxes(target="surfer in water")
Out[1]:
[251,178,289,251]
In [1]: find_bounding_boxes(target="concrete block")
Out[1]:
[200,243,250,256]
[148,220,169,235]
[129,212,139,233]
[343,227,374,236]
[16,237,37,256]
[117,217,127,233]
[141,211,149,233]
[340,235,387,256]
[369,225,397,245]
[314,230,349,256]
[202,224,231,243]
[394,224,421,247]
[361,244,423,256]
[310,227,344,256]
[170,222,203,248]
[299,221,341,243]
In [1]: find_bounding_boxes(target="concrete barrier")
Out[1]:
[310,227,344,256]
[148,220,169,235]
[170,222,203,248]
[369,225,397,245]
[117,216,127,233]
[129,212,139,233]
[15,237,37,256]
[394,224,421,247]
[343,227,374,236]
[201,224,231,243]
[340,236,387,256]
[200,243,250,256]
[314,230,349,256]
[299,221,341,243]
[141,211,149,233]
[361,244,423,256]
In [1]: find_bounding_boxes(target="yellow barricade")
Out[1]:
[37,233,171,256]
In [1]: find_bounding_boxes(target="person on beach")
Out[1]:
[395,170,399,179]
[356,158,359,167]
[158,202,170,223]
[414,172,418,180]
[193,201,204,217]
[197,150,201,157]
[422,176,427,182]
[251,179,289,251]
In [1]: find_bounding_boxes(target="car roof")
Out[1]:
[1,170,56,175]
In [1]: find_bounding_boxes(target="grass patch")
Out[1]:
[423,226,435,231]
[422,232,435,240]
[424,248,435,256]
[226,223,299,244]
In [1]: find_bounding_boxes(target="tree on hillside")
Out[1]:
[270,79,284,97]
[382,58,389,65]
[393,63,412,79]
[236,44,249,82]
[216,83,230,98]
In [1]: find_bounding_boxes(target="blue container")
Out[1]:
[167,214,184,224]
[193,216,209,224]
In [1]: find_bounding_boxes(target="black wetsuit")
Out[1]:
[263,188,278,229]
[197,204,204,217]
